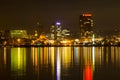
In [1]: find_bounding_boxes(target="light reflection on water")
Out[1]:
[0,47,120,80]
[11,47,26,77]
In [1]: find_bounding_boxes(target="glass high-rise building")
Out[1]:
[79,13,94,38]
[50,22,62,40]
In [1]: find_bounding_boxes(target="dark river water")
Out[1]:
[0,46,120,80]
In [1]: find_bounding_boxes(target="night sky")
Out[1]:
[0,0,120,36]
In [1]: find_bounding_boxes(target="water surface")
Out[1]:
[0,46,120,80]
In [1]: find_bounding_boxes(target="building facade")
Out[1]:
[50,22,71,40]
[10,30,28,38]
[79,13,94,38]
[50,22,62,40]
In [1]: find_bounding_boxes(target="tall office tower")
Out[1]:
[50,22,62,40]
[79,13,94,38]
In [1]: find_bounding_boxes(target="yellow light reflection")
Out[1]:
[43,47,49,65]
[31,47,35,66]
[118,47,120,67]
[4,47,7,65]
[31,47,41,76]
[99,47,102,65]
[61,47,72,69]
[111,47,115,65]
[111,47,120,67]
[94,47,103,67]
[35,48,38,67]
[18,48,21,69]
[50,47,55,76]
[106,47,109,64]
[115,47,118,65]
[11,48,26,76]
[83,47,92,65]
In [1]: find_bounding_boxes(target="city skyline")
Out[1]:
[0,0,120,36]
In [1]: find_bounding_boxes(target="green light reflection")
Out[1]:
[11,47,26,76]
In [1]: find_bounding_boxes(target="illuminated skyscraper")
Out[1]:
[50,22,70,40]
[50,22,62,40]
[79,13,94,38]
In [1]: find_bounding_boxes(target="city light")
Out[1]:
[83,13,92,16]
[56,22,61,26]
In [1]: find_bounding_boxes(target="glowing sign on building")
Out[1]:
[56,22,61,26]
[83,14,92,17]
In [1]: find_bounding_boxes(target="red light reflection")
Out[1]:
[83,65,92,80]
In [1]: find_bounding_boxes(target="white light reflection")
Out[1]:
[74,47,79,64]
[92,47,95,71]
[56,47,61,80]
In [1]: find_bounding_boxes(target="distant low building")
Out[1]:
[10,30,28,38]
